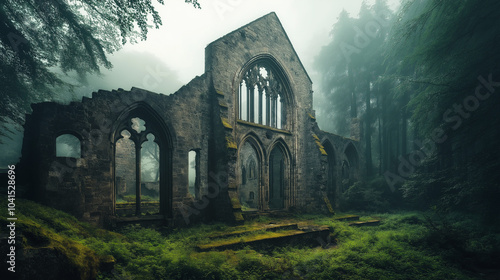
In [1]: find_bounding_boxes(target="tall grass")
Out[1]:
[1,196,491,279]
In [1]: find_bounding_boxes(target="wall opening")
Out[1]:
[115,130,137,216]
[140,133,160,214]
[114,111,169,217]
[238,141,260,211]
[239,62,287,129]
[56,134,81,158]
[188,150,200,199]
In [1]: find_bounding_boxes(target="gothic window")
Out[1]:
[115,117,161,216]
[239,63,287,129]
[56,134,81,158]
[188,150,200,199]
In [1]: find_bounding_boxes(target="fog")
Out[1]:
[0,0,400,168]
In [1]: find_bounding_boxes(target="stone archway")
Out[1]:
[237,135,264,211]
[268,140,291,210]
[112,103,172,218]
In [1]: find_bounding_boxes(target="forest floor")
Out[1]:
[1,196,499,280]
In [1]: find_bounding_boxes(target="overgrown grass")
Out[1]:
[2,196,495,279]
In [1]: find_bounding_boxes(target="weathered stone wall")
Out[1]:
[19,12,363,227]
[205,12,316,214]
[20,76,214,226]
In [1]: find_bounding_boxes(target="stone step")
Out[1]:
[197,227,330,251]
[208,223,299,239]
[334,215,360,222]
[349,220,381,227]
[242,210,295,220]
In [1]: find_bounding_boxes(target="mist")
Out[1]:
[0,0,403,169]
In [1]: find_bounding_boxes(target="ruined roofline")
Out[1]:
[84,73,208,102]
[205,11,313,84]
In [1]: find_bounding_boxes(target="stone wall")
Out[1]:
[18,12,363,228]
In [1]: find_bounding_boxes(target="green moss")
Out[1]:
[215,88,224,96]
[229,194,242,209]
[225,135,237,149]
[0,196,483,280]
[311,134,327,155]
[12,215,101,279]
[221,117,233,129]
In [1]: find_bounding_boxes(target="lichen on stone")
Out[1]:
[216,89,224,96]
[225,135,237,149]
[221,117,233,129]
[312,134,327,155]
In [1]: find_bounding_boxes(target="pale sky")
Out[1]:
[80,0,400,95]
[0,0,401,167]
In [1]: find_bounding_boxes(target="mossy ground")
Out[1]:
[2,196,498,279]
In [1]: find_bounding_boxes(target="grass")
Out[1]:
[2,196,496,279]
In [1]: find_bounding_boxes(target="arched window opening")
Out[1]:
[238,141,259,211]
[239,63,287,129]
[342,160,350,179]
[131,117,146,133]
[240,80,248,121]
[115,130,137,216]
[342,143,359,192]
[56,134,81,158]
[115,116,165,217]
[141,133,160,215]
[345,143,359,176]
[188,150,200,199]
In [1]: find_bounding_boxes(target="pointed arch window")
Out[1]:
[115,117,161,216]
[239,63,287,129]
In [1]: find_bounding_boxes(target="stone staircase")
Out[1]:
[196,223,330,251]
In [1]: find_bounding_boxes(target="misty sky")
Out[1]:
[0,0,400,168]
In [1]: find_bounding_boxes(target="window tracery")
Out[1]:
[239,63,286,129]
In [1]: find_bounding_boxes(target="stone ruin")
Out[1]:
[18,12,363,227]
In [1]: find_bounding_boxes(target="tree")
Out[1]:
[314,9,357,136]
[392,0,500,218]
[315,1,394,177]
[0,0,200,141]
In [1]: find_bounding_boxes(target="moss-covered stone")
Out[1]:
[225,135,238,149]
[221,117,233,129]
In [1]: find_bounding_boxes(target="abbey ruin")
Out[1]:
[19,13,363,227]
